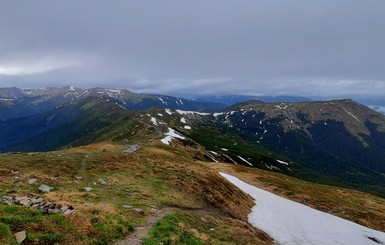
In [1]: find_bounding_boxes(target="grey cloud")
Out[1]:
[0,1,384,98]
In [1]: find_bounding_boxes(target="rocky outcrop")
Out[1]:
[0,195,75,215]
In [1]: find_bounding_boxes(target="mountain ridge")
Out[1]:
[1,87,385,196]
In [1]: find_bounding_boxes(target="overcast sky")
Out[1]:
[0,1,384,98]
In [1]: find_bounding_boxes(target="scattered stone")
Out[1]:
[38,184,54,193]
[48,208,62,214]
[28,178,38,184]
[84,187,93,192]
[14,176,20,180]
[133,208,144,214]
[75,176,83,180]
[14,230,26,244]
[122,205,133,209]
[98,179,107,185]
[11,170,19,174]
[210,228,216,231]
[0,196,13,205]
[123,144,140,153]
[63,209,75,215]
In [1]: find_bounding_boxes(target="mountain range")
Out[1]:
[1,86,385,244]
[1,86,385,197]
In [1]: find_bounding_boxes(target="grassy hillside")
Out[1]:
[0,142,272,244]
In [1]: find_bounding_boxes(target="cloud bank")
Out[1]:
[0,1,384,98]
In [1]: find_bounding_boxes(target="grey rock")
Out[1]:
[38,184,54,193]
[84,187,93,192]
[123,144,140,153]
[98,179,107,185]
[14,230,26,244]
[133,208,144,214]
[63,209,75,215]
[28,178,38,184]
[48,208,61,214]
[122,205,133,209]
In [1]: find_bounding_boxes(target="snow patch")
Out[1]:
[237,156,253,166]
[106,89,122,94]
[161,128,185,145]
[276,159,289,165]
[165,109,173,115]
[213,112,225,117]
[158,98,167,105]
[220,173,385,245]
[175,110,210,116]
[150,117,158,126]
[275,104,288,110]
[180,117,186,123]
[183,125,192,130]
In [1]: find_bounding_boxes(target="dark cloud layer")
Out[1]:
[0,1,384,98]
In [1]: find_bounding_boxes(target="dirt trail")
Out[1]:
[114,207,174,245]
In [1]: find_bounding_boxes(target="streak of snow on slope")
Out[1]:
[106,89,121,94]
[165,109,173,115]
[175,110,210,116]
[276,160,289,165]
[161,128,185,145]
[158,98,167,104]
[213,112,225,117]
[342,107,360,122]
[183,125,191,130]
[220,173,385,245]
[237,156,253,166]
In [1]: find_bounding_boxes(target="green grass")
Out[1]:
[0,222,11,238]
[0,205,75,244]
[143,214,205,245]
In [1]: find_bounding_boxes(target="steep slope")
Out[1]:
[203,100,385,196]
[0,96,131,152]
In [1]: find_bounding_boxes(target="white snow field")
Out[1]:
[220,172,385,245]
